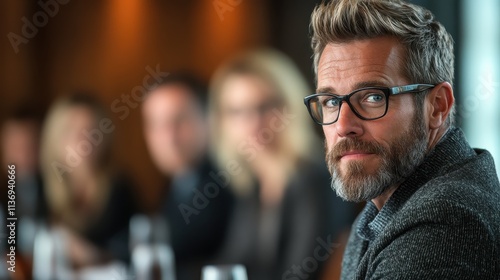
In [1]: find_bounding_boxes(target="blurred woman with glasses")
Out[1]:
[208,49,358,280]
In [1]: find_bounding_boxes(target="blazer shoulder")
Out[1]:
[394,175,500,249]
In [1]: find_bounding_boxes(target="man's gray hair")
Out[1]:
[311,0,455,125]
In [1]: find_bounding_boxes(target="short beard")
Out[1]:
[325,112,428,203]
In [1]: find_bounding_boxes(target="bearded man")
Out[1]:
[303,0,500,279]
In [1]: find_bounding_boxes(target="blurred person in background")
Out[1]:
[142,74,235,280]
[1,105,46,220]
[38,93,137,275]
[0,105,47,278]
[208,49,358,280]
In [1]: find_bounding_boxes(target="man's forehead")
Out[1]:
[317,37,406,91]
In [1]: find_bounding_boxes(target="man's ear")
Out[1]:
[426,82,454,129]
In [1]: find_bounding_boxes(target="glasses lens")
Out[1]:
[307,89,388,124]
[350,89,387,119]
[307,95,340,124]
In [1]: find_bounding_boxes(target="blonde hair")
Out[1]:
[209,49,321,196]
[40,94,112,232]
[311,0,455,125]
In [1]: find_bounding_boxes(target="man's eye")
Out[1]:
[324,98,340,107]
[365,93,384,103]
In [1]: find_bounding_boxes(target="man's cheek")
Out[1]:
[324,139,333,155]
[322,128,336,148]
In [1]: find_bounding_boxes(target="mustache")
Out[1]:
[328,138,386,161]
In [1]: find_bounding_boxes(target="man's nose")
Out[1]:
[335,103,363,137]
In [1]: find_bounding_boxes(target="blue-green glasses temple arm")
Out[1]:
[389,84,435,95]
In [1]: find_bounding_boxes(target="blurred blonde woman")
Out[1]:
[209,49,357,280]
[39,93,136,270]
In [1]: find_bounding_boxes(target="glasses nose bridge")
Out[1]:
[336,94,358,122]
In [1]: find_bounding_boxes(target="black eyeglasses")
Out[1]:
[303,84,435,125]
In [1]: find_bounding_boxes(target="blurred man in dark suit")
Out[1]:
[1,106,47,259]
[142,74,234,280]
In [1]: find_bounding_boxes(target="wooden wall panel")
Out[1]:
[0,0,269,211]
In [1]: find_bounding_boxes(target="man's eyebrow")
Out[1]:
[316,80,390,94]
[316,86,336,94]
[354,80,390,89]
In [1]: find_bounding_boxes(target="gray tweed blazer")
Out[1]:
[341,127,500,280]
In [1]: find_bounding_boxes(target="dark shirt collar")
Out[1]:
[170,156,212,197]
[356,127,476,241]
